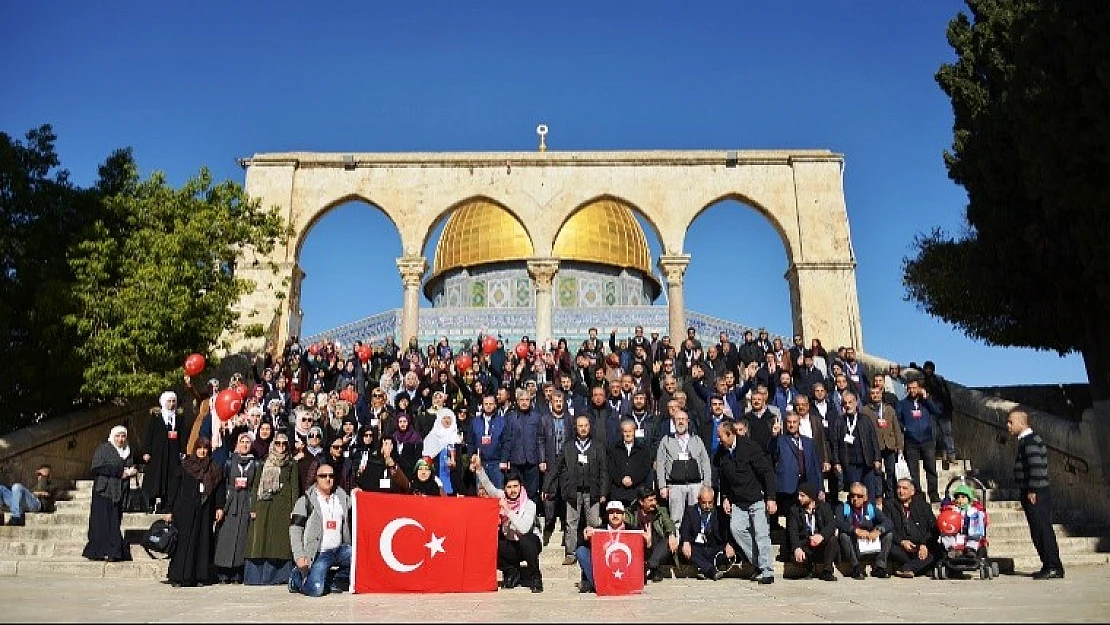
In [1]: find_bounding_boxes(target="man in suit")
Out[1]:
[830,390,882,501]
[678,486,735,580]
[538,390,575,546]
[543,414,608,566]
[771,412,825,529]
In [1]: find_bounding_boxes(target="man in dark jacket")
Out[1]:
[544,415,608,565]
[714,419,778,584]
[506,389,543,500]
[786,482,838,581]
[539,390,575,545]
[882,478,938,578]
[921,361,956,464]
[607,420,653,507]
[583,386,620,446]
[678,486,735,580]
[830,390,882,502]
[836,482,892,579]
[895,379,944,502]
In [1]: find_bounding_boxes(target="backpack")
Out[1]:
[141,519,178,558]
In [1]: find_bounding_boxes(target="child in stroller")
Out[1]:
[933,478,999,580]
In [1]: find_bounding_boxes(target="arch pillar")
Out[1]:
[658,254,691,343]
[396,255,428,346]
[785,261,863,350]
[527,258,560,343]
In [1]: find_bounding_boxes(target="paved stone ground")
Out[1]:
[2,566,1107,622]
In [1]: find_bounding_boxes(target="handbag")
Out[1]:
[894,452,912,481]
[121,476,149,513]
[141,519,178,558]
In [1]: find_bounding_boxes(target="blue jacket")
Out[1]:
[472,412,511,464]
[895,396,942,445]
[771,385,799,417]
[505,407,544,465]
[771,433,824,496]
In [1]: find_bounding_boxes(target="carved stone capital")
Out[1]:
[526,258,561,290]
[657,254,692,286]
[396,255,428,289]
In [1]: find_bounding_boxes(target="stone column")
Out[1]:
[396,255,428,346]
[527,258,560,343]
[785,261,863,350]
[658,254,691,343]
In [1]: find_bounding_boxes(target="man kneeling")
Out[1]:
[473,455,544,593]
[288,465,351,596]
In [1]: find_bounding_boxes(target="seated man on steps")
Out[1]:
[574,500,648,593]
[678,486,734,581]
[786,481,839,581]
[625,487,678,583]
[835,481,893,579]
[0,464,58,526]
[882,477,938,578]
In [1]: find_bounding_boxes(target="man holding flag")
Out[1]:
[574,500,648,594]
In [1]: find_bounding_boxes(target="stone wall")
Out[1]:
[0,354,255,486]
[970,384,1092,423]
[860,353,1110,528]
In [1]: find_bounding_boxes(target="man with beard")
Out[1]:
[474,462,543,593]
[584,385,620,446]
[626,487,678,583]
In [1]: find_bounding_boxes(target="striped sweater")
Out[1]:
[1014,431,1051,491]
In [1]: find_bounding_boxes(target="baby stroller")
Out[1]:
[932,476,1000,580]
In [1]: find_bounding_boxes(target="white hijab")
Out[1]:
[108,425,130,459]
[159,391,177,422]
[423,408,458,460]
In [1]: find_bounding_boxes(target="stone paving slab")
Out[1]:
[0,566,1107,622]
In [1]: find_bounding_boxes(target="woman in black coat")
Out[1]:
[83,425,138,561]
[165,437,225,587]
[142,391,185,513]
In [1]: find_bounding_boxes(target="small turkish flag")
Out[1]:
[591,530,645,596]
[351,491,499,593]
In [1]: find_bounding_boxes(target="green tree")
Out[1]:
[0,126,101,431]
[66,159,287,399]
[904,0,1110,399]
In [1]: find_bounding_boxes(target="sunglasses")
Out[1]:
[316,473,335,479]
[849,493,867,499]
[308,433,321,438]
[273,441,288,446]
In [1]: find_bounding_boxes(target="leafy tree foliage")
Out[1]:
[0,124,286,433]
[904,0,1110,397]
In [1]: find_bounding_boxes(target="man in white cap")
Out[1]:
[574,499,649,594]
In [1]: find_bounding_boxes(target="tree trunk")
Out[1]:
[1081,315,1110,405]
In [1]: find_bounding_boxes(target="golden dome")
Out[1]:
[553,199,652,275]
[431,199,534,278]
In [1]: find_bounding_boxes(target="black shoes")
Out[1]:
[648,568,664,583]
[872,567,890,579]
[928,493,942,504]
[819,570,838,582]
[1032,569,1064,580]
[7,515,24,527]
[542,526,554,547]
[531,575,544,593]
[500,570,520,589]
[577,580,594,593]
[851,566,866,580]
[758,575,775,584]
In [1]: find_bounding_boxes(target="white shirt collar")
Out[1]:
[1018,428,1033,439]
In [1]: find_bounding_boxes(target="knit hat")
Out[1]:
[952,484,977,502]
[797,482,819,501]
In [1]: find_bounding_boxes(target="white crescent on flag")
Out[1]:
[380,517,425,573]
[604,535,633,579]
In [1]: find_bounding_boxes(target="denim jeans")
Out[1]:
[290,544,351,597]
[575,545,595,588]
[936,417,956,456]
[729,500,773,578]
[0,484,41,518]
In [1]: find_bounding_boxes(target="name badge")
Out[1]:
[635,428,645,438]
[911,409,922,419]
[167,431,178,440]
[850,375,860,382]
[325,520,338,531]
[877,418,888,429]
[371,418,379,427]
[235,477,248,490]
[843,434,855,445]
[678,452,690,461]
[578,454,588,464]
[695,532,706,544]
[379,478,392,489]
[481,435,492,445]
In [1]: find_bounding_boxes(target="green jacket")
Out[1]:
[625,500,677,538]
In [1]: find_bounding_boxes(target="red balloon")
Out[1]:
[357,345,371,363]
[456,354,473,372]
[936,508,963,536]
[232,382,249,400]
[184,353,206,377]
[482,336,498,355]
[514,343,529,359]
[308,343,321,356]
[214,389,242,421]
[339,388,359,405]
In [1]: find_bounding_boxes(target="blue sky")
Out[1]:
[1,1,1087,387]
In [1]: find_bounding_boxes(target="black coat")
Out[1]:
[830,412,881,467]
[539,411,575,468]
[606,439,653,505]
[583,403,620,446]
[678,504,730,549]
[787,501,838,551]
[544,436,608,501]
[713,437,776,507]
[166,464,225,585]
[142,413,185,502]
[883,495,938,546]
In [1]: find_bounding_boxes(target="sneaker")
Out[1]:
[562,554,577,566]
[851,566,866,580]
[872,567,890,579]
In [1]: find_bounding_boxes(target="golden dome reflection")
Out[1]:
[430,198,653,281]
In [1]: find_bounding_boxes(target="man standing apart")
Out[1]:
[715,419,778,584]
[1007,409,1064,579]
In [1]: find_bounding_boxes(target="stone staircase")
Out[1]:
[1,459,1106,581]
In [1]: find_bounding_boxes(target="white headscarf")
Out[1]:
[108,425,130,459]
[159,391,177,421]
[423,408,458,460]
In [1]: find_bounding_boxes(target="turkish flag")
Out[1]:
[590,530,645,596]
[351,491,499,593]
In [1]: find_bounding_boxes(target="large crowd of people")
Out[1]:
[0,324,1064,594]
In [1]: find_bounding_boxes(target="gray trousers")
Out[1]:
[564,491,600,556]
[667,483,701,535]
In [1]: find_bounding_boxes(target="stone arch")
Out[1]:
[420,195,536,260]
[682,192,798,266]
[293,193,403,260]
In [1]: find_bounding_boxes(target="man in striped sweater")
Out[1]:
[1006,409,1064,579]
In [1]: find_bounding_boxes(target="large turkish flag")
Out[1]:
[351,491,499,593]
[591,529,645,596]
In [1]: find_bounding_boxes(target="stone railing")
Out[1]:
[860,353,1110,528]
[0,353,256,486]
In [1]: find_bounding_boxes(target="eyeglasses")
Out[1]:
[362,432,374,437]
[330,444,343,450]
[308,433,321,438]
[316,473,334,479]
[849,493,866,499]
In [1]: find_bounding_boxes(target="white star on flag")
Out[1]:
[613,569,624,579]
[425,532,446,558]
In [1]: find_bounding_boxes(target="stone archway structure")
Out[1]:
[232,150,862,353]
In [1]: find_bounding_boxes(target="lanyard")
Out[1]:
[805,511,816,534]
[700,511,712,534]
[677,434,690,454]
[846,414,858,436]
[575,439,591,454]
